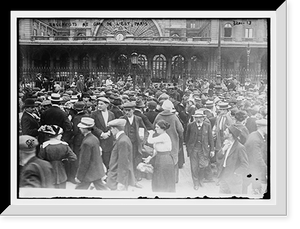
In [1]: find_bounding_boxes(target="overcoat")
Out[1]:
[76,132,106,183]
[244,131,267,181]
[91,110,115,153]
[217,140,249,192]
[106,132,136,190]
[19,156,55,188]
[40,105,73,142]
[153,110,184,165]
[39,139,77,185]
[185,121,214,157]
[134,109,154,130]
[21,111,40,137]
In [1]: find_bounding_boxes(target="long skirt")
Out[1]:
[152,151,176,192]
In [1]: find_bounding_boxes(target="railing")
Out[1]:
[19,67,267,90]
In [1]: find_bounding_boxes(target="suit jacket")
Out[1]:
[19,156,55,188]
[185,121,214,157]
[217,140,249,183]
[106,132,136,190]
[91,110,115,152]
[244,131,267,177]
[71,111,90,152]
[120,115,149,155]
[21,111,40,137]
[134,109,154,130]
[214,113,234,151]
[144,110,159,124]
[76,132,106,182]
[40,105,73,141]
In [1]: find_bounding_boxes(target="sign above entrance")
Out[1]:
[96,19,161,38]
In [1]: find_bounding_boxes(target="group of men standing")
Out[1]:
[19,75,268,196]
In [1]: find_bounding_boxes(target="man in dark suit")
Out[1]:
[217,125,249,195]
[134,99,154,130]
[21,98,40,138]
[144,100,159,124]
[40,93,73,143]
[185,109,215,190]
[75,117,108,190]
[120,102,148,182]
[106,119,136,191]
[91,97,115,170]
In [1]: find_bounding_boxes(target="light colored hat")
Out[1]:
[256,119,267,126]
[70,95,78,103]
[161,99,175,112]
[97,96,110,104]
[50,93,62,102]
[77,117,95,128]
[216,102,231,110]
[19,135,38,152]
[192,109,206,117]
[107,119,127,127]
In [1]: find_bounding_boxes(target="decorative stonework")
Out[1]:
[95,19,161,38]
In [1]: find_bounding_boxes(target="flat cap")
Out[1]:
[97,96,110,104]
[107,119,126,127]
[122,101,135,108]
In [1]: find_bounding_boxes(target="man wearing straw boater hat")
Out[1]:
[185,109,215,190]
[75,117,109,190]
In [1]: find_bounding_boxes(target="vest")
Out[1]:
[128,120,137,144]
[195,124,203,147]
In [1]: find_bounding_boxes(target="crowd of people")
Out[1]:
[18,73,268,196]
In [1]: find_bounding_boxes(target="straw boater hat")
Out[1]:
[50,93,62,102]
[192,109,206,118]
[216,102,231,110]
[77,117,95,128]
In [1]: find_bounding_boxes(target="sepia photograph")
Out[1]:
[5,6,287,216]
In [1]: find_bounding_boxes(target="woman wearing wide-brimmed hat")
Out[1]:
[38,124,77,189]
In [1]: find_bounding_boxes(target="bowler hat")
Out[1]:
[77,117,95,128]
[19,135,38,152]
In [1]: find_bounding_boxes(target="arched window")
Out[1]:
[171,55,185,79]
[79,53,89,69]
[60,53,70,68]
[224,23,232,37]
[152,54,167,80]
[138,54,148,69]
[96,54,109,69]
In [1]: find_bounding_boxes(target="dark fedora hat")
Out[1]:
[135,99,145,108]
[23,98,38,107]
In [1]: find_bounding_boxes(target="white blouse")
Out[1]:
[147,132,172,152]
